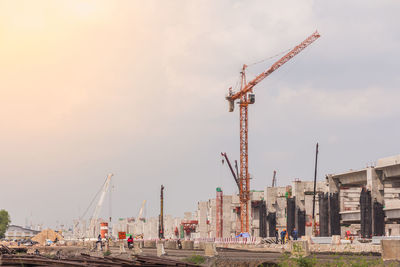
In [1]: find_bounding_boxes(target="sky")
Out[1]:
[1,0,400,228]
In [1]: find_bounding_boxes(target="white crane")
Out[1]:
[87,173,113,238]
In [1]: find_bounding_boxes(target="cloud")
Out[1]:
[269,86,400,121]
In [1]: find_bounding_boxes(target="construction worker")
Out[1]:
[97,234,102,250]
[345,230,351,240]
[291,228,298,241]
[280,229,287,244]
[275,228,279,244]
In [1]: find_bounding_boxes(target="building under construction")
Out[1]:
[109,154,400,240]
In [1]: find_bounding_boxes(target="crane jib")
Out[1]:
[227,31,320,101]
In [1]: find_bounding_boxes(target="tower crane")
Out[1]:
[87,173,113,238]
[226,31,320,233]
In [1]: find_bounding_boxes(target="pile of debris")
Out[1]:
[32,229,64,245]
[0,253,199,266]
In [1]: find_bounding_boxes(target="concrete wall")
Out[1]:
[222,195,234,237]
[292,181,327,236]
[265,186,288,231]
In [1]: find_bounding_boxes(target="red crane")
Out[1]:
[226,31,321,233]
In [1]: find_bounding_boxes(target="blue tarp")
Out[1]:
[235,232,250,238]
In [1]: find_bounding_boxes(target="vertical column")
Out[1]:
[318,193,329,236]
[329,193,341,236]
[267,212,277,237]
[216,188,223,238]
[199,202,208,238]
[367,167,384,236]
[287,197,295,238]
[259,201,267,238]
[222,195,233,237]
[360,187,372,238]
[159,185,164,239]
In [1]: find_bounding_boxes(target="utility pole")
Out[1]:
[312,143,319,236]
[272,170,277,187]
[159,185,165,239]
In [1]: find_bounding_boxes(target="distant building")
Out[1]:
[5,225,40,240]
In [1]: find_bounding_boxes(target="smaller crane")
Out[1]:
[87,173,113,238]
[221,152,240,191]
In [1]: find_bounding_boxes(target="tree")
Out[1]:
[0,209,11,239]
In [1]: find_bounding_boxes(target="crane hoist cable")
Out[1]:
[246,48,292,67]
[81,178,108,220]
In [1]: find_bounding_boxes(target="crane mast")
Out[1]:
[226,31,320,233]
[88,173,113,238]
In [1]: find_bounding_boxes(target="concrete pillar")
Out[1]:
[198,202,208,238]
[327,174,339,194]
[292,181,304,235]
[119,241,126,253]
[156,243,166,257]
[216,188,223,238]
[331,235,341,245]
[266,187,278,236]
[222,196,232,237]
[368,167,384,235]
[204,242,218,257]
[133,242,143,255]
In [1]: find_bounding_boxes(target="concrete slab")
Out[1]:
[340,210,361,222]
[311,236,332,244]
[164,240,177,249]
[381,240,400,261]
[290,240,310,257]
[372,236,400,245]
[182,240,194,250]
[143,240,156,248]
